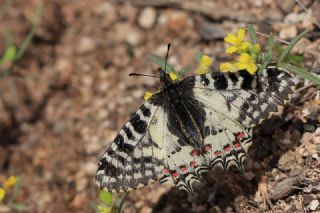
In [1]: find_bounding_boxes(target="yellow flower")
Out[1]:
[195,55,213,75]
[237,53,257,74]
[4,176,17,189]
[224,28,250,54]
[0,188,5,202]
[250,43,261,54]
[144,92,154,100]
[220,62,239,73]
[169,73,177,81]
[97,205,112,213]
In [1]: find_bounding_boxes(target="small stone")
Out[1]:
[84,161,97,175]
[279,25,297,39]
[138,7,157,29]
[76,177,88,192]
[78,37,96,54]
[140,206,152,213]
[159,11,192,32]
[72,193,88,209]
[308,199,319,211]
[126,30,141,46]
[114,23,142,46]
[197,21,227,41]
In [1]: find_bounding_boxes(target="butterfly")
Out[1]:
[95,56,295,193]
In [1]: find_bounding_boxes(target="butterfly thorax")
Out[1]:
[158,68,205,151]
[159,68,174,86]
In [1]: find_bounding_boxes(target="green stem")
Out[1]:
[15,3,44,61]
[278,63,320,85]
[277,29,309,64]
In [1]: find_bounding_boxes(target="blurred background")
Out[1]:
[0,0,319,212]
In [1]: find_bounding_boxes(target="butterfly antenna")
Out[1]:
[129,73,159,78]
[164,43,171,71]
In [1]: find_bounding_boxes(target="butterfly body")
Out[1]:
[96,66,295,192]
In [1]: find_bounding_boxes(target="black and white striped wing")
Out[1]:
[96,102,165,192]
[191,66,295,171]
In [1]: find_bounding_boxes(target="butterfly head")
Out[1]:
[158,67,174,86]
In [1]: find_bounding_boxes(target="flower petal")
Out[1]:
[144,92,154,100]
[220,62,238,72]
[239,53,250,63]
[226,46,238,54]
[247,63,257,74]
[238,62,247,70]
[200,55,213,67]
[238,42,250,52]
[0,188,5,201]
[224,33,238,45]
[237,28,246,41]
[4,176,17,189]
[220,63,232,72]
[169,73,177,81]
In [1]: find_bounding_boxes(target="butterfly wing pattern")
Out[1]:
[96,65,295,192]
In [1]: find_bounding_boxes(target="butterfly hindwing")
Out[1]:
[188,66,294,171]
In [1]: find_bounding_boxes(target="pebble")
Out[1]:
[279,25,297,39]
[114,23,142,46]
[77,37,96,54]
[126,30,141,46]
[71,193,88,209]
[138,7,157,29]
[84,161,97,175]
[198,21,226,41]
[308,199,319,211]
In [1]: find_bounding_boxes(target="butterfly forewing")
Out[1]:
[96,102,165,192]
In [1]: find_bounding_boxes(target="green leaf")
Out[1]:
[89,202,99,211]
[274,44,304,65]
[288,54,304,65]
[247,25,257,44]
[15,3,44,61]
[267,33,274,57]
[1,46,17,62]
[258,33,273,74]
[11,176,23,203]
[99,191,113,207]
[195,51,204,63]
[4,28,13,47]
[117,192,128,213]
[278,63,320,85]
[178,65,193,78]
[11,203,28,211]
[277,29,309,64]
[149,53,176,73]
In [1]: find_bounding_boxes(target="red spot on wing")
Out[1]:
[234,143,241,148]
[224,144,231,152]
[179,166,187,172]
[163,168,170,174]
[235,132,245,142]
[171,171,179,178]
[190,161,196,167]
[204,144,212,152]
[214,151,222,156]
[191,150,200,156]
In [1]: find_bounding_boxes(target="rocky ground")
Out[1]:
[0,0,319,212]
